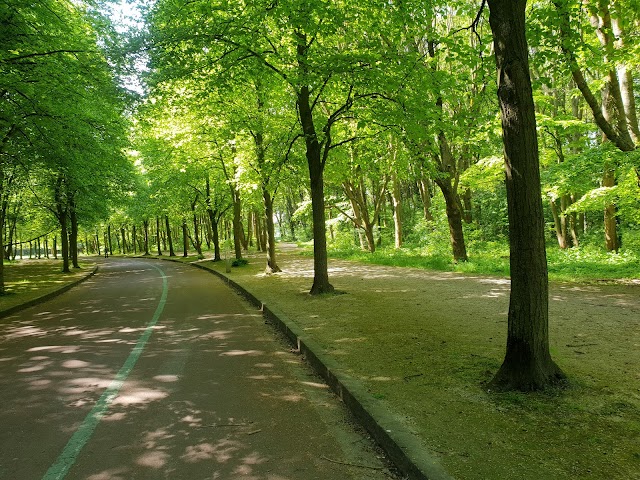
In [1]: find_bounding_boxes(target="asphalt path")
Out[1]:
[0,258,395,480]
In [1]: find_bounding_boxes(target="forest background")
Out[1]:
[1,0,640,477]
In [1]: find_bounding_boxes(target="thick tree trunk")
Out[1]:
[59,217,70,273]
[436,179,468,262]
[298,84,333,294]
[191,201,203,259]
[182,220,188,257]
[70,202,79,268]
[107,224,113,255]
[143,220,150,256]
[210,215,221,261]
[549,199,568,249]
[0,202,4,296]
[232,190,243,260]
[251,213,259,251]
[204,177,221,261]
[163,216,174,256]
[296,29,334,295]
[488,0,565,391]
[263,188,281,274]
[53,176,70,273]
[156,216,163,255]
[391,173,402,249]
[120,227,127,254]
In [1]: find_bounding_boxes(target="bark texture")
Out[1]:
[488,0,565,391]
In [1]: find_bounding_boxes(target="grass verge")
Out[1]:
[312,242,640,284]
[0,259,97,315]
[201,249,640,480]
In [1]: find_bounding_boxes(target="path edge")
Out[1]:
[0,266,98,319]
[184,259,453,480]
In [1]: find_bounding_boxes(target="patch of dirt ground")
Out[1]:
[204,248,640,480]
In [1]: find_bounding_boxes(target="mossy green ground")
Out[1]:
[0,260,96,314]
[3,252,639,479]
[201,248,639,480]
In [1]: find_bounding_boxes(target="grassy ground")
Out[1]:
[198,247,639,480]
[319,242,640,284]
[0,259,96,314]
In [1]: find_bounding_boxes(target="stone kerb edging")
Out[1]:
[0,265,98,319]
[177,258,453,480]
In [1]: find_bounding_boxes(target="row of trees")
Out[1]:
[133,0,637,390]
[0,0,133,293]
[3,0,638,390]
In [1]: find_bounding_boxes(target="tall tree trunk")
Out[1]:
[211,214,222,261]
[204,177,222,261]
[488,0,565,391]
[69,199,79,268]
[297,31,333,295]
[143,220,150,256]
[0,203,4,295]
[232,190,243,260]
[549,199,569,249]
[0,166,5,294]
[156,216,163,255]
[120,227,127,254]
[107,224,113,255]
[391,172,402,249]
[165,215,175,256]
[436,179,468,262]
[263,188,281,274]
[182,220,188,257]
[54,175,70,273]
[191,198,203,258]
[60,216,69,273]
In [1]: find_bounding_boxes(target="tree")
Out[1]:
[486,0,566,390]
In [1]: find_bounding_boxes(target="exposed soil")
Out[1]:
[203,247,640,480]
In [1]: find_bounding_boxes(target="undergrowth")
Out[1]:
[300,239,640,283]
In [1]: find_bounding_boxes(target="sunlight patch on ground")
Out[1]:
[300,381,329,389]
[61,359,90,368]
[61,377,112,394]
[253,363,274,368]
[153,374,179,382]
[136,450,170,468]
[113,387,168,406]
[86,467,128,480]
[220,350,263,357]
[181,439,243,463]
[4,325,47,340]
[27,345,82,354]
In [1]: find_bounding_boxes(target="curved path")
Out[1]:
[0,258,394,480]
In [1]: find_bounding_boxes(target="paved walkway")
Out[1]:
[0,258,396,479]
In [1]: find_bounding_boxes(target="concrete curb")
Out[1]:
[168,258,453,480]
[0,265,98,319]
